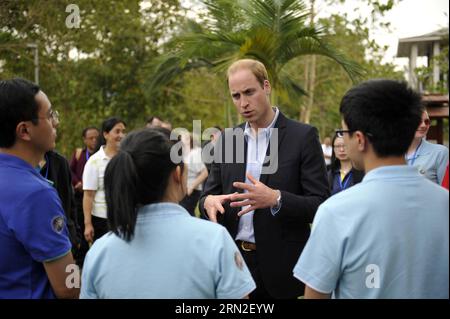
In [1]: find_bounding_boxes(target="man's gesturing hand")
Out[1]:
[204,193,235,223]
[230,173,279,217]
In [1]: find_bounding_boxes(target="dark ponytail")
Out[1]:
[104,150,139,241]
[104,128,181,241]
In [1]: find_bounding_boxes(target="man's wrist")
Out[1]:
[271,189,281,208]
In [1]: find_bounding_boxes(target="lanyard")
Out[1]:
[407,139,422,166]
[38,154,54,186]
[43,153,49,179]
[339,171,353,190]
[86,150,90,161]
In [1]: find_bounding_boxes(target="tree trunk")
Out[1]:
[300,57,310,121]
[300,0,316,124]
[304,54,316,124]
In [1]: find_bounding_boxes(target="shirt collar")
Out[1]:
[244,107,279,138]
[0,153,44,178]
[98,145,110,160]
[362,165,419,183]
[137,202,190,220]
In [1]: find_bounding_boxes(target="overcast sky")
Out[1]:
[373,0,448,66]
[313,0,449,68]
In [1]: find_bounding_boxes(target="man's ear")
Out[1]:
[16,122,32,142]
[264,80,271,95]
[173,165,182,184]
[355,131,367,152]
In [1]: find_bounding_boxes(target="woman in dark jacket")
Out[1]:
[327,134,364,195]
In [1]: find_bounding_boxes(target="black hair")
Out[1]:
[329,134,341,172]
[82,126,99,138]
[146,116,162,124]
[95,117,126,149]
[104,128,183,242]
[0,78,40,147]
[339,79,422,157]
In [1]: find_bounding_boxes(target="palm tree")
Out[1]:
[148,0,364,125]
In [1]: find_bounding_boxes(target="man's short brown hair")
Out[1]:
[227,59,269,88]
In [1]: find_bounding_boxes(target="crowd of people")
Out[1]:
[0,58,448,299]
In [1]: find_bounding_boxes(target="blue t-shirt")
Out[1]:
[0,153,72,299]
[81,202,256,298]
[293,165,449,299]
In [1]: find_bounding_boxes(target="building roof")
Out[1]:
[423,94,449,118]
[397,28,449,57]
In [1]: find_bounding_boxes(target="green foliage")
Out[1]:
[149,0,364,127]
[0,0,405,158]
[281,11,403,139]
[0,0,183,157]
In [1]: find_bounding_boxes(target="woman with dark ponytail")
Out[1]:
[80,128,255,298]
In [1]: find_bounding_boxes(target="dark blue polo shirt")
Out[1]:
[0,153,71,299]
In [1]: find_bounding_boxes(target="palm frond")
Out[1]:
[279,71,309,98]
[148,0,364,106]
[279,36,365,82]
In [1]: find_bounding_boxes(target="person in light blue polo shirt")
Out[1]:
[406,108,448,184]
[293,79,449,299]
[80,128,256,298]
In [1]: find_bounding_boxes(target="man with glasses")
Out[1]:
[38,110,81,267]
[293,79,448,298]
[0,78,79,298]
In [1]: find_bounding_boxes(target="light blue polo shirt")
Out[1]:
[293,165,449,299]
[81,202,256,299]
[406,138,448,184]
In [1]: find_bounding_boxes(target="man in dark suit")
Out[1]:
[199,59,329,299]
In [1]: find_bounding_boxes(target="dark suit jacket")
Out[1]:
[199,111,330,298]
[41,151,81,249]
[327,167,364,194]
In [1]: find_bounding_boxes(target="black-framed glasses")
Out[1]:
[335,129,374,139]
[335,129,355,138]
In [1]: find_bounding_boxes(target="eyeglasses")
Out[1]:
[335,129,374,138]
[35,110,59,123]
[335,129,355,138]
[333,144,346,150]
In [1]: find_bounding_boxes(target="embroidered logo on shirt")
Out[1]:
[234,251,244,271]
[51,216,65,234]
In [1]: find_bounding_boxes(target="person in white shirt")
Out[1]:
[180,133,208,216]
[321,136,332,168]
[82,117,126,244]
